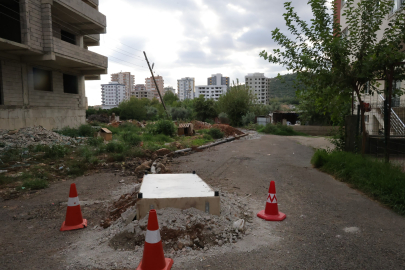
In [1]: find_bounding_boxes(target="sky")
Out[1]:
[85,0,316,106]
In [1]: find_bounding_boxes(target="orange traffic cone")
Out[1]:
[257,181,286,221]
[60,183,87,231]
[137,209,173,270]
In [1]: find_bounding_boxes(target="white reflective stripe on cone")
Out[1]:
[266,193,277,203]
[67,197,80,207]
[145,229,161,244]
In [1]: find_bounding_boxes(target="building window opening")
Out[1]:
[63,74,78,94]
[0,0,21,43]
[33,68,52,91]
[61,30,76,45]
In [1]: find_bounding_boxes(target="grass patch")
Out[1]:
[56,124,95,137]
[87,137,104,147]
[18,178,49,190]
[257,123,306,136]
[311,150,405,216]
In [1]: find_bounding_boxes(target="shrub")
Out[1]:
[145,106,158,120]
[170,107,192,120]
[208,128,224,139]
[87,137,104,147]
[78,124,95,137]
[122,132,142,146]
[203,134,213,140]
[311,149,329,168]
[218,112,229,124]
[43,145,69,159]
[19,179,49,190]
[258,123,305,136]
[67,160,88,176]
[57,126,79,137]
[242,112,256,126]
[153,119,176,137]
[106,141,125,153]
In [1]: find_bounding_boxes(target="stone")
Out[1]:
[121,206,136,225]
[177,242,184,250]
[232,219,245,231]
[218,240,223,246]
[155,148,171,156]
[135,164,150,173]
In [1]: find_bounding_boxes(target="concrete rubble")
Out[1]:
[101,190,253,257]
[0,126,83,151]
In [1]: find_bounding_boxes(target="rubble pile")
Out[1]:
[0,126,83,150]
[192,121,212,130]
[102,191,253,256]
[212,124,245,137]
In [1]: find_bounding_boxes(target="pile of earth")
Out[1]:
[192,121,212,130]
[212,124,245,137]
[100,191,253,257]
[0,126,84,151]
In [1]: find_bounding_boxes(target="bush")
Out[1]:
[67,160,88,176]
[208,128,224,139]
[203,133,213,140]
[78,124,95,137]
[87,137,104,147]
[43,145,69,159]
[311,150,405,216]
[257,123,305,136]
[145,106,158,120]
[57,127,79,137]
[218,112,229,124]
[106,141,125,153]
[152,119,176,137]
[19,179,49,190]
[122,132,142,146]
[242,112,256,126]
[170,107,192,120]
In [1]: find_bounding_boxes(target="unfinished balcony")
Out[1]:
[52,0,106,34]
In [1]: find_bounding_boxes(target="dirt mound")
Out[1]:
[212,124,244,137]
[193,121,212,130]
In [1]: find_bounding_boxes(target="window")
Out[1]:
[33,68,52,91]
[63,74,78,94]
[61,30,76,45]
[0,0,21,43]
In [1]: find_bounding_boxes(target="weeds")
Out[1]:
[106,141,125,153]
[18,179,49,190]
[311,150,405,216]
[208,128,224,139]
[257,123,306,136]
[87,137,104,147]
[43,145,69,159]
[122,132,142,146]
[57,124,95,137]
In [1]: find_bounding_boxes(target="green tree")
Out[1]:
[117,97,147,120]
[163,91,179,106]
[217,81,255,126]
[260,0,405,153]
[193,95,217,121]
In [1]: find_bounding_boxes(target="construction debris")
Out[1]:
[212,124,245,137]
[0,126,83,151]
[192,121,212,130]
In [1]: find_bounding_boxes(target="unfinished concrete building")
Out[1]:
[0,0,108,130]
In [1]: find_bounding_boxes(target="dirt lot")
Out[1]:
[1,134,404,270]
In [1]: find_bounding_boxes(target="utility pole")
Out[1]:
[143,51,170,119]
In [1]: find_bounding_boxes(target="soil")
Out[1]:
[212,124,244,137]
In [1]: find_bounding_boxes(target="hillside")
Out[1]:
[268,73,297,98]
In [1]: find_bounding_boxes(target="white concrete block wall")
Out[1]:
[28,0,44,52]
[1,60,23,106]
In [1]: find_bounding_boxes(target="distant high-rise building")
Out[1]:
[164,86,176,94]
[245,73,270,104]
[133,84,154,100]
[177,77,195,101]
[145,75,164,100]
[101,82,127,109]
[195,74,228,101]
[207,73,229,89]
[111,72,135,100]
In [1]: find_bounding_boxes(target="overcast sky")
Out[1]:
[86,0,316,106]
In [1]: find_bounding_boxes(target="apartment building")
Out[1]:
[133,84,154,100]
[163,86,176,94]
[207,73,229,89]
[177,77,195,101]
[245,73,270,104]
[0,0,107,130]
[111,72,134,100]
[145,75,164,100]
[101,82,126,109]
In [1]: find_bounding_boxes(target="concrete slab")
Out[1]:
[136,174,220,220]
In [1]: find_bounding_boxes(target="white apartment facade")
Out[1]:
[195,85,227,101]
[111,72,134,100]
[245,73,270,104]
[177,77,195,101]
[101,82,126,109]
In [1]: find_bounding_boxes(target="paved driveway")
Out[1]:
[170,134,405,269]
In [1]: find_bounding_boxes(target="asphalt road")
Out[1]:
[170,134,405,270]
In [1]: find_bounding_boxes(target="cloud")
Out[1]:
[86,0,322,105]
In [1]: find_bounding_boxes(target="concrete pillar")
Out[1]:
[21,64,29,107]
[41,1,54,53]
